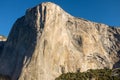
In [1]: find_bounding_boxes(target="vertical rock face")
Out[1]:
[0,2,120,80]
[0,36,8,80]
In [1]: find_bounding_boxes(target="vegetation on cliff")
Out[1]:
[0,74,10,80]
[55,68,120,80]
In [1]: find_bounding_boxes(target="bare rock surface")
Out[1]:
[0,36,6,41]
[0,2,120,80]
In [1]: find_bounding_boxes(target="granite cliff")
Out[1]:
[0,2,120,80]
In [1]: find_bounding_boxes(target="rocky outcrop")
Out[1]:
[0,36,6,41]
[0,2,120,80]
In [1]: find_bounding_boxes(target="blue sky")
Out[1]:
[0,0,120,36]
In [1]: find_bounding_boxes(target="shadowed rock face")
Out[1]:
[0,36,10,80]
[0,2,120,80]
[0,41,5,56]
[0,36,6,56]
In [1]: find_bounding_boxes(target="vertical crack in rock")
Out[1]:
[39,4,46,31]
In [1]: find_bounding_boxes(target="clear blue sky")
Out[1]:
[0,0,120,36]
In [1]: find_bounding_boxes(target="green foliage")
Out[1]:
[55,68,120,80]
[0,74,11,80]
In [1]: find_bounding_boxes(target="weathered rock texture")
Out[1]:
[0,2,120,80]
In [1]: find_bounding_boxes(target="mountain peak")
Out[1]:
[0,2,120,80]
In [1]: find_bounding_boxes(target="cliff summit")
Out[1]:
[0,2,120,80]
